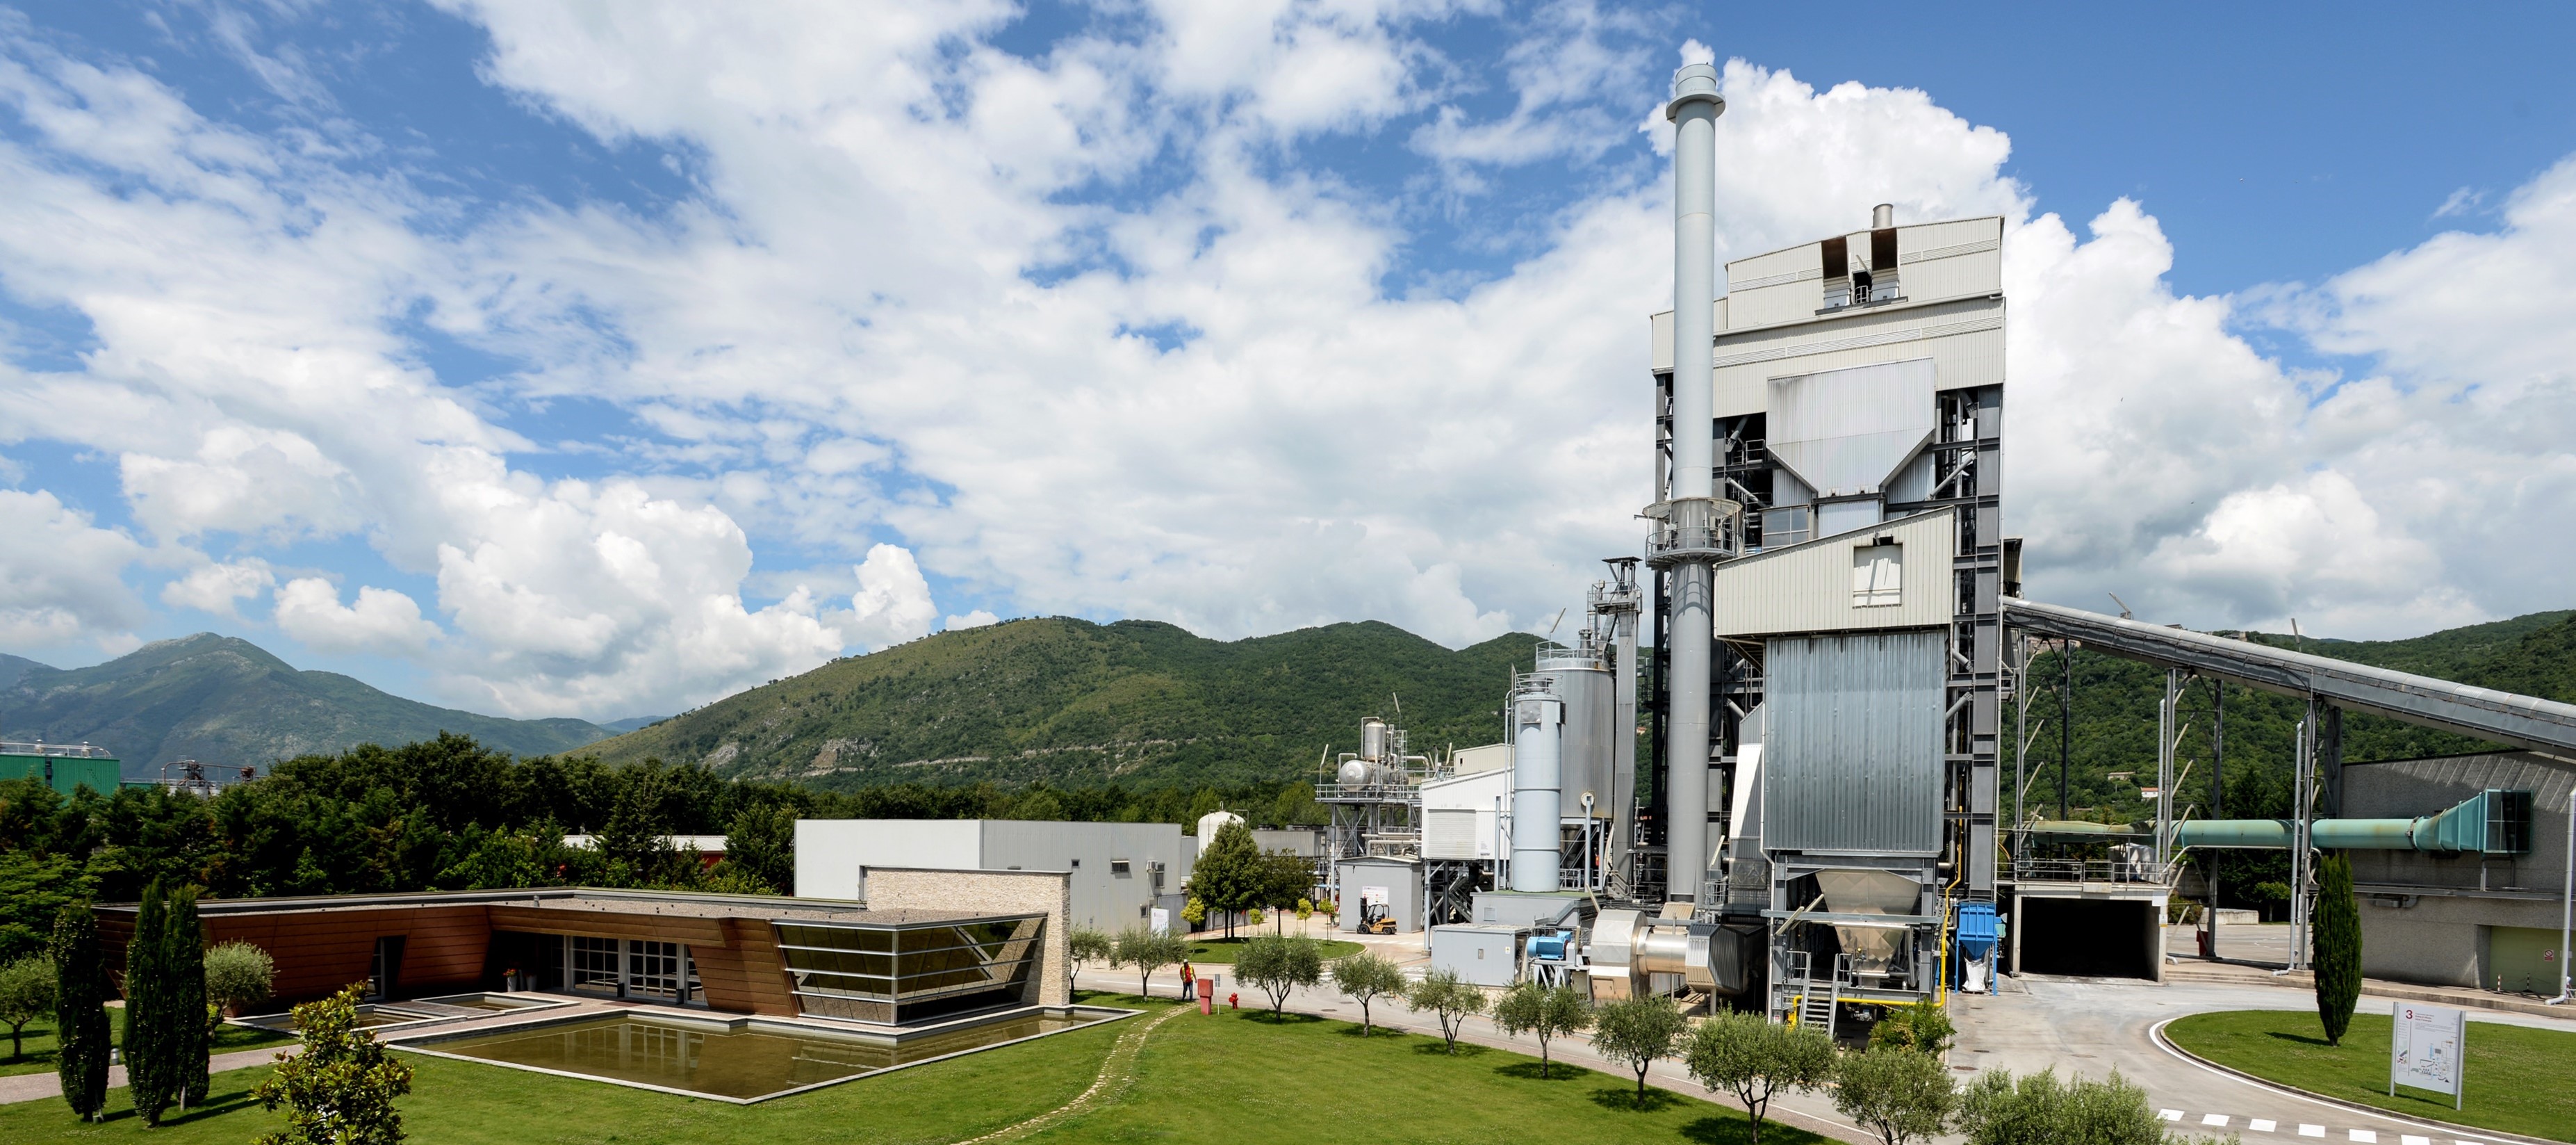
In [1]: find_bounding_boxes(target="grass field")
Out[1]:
[0,1008,295,1079]
[2165,1009,2576,1143]
[0,993,1820,1144]
[1181,936,1365,964]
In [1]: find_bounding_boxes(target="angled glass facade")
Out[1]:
[773,916,1044,1024]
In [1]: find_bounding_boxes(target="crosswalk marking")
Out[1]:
[2149,1109,2478,1144]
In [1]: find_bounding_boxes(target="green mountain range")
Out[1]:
[0,633,614,777]
[588,617,1543,790]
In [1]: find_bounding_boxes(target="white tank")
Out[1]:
[1359,717,1388,761]
[1196,809,1246,842]
[1337,759,1375,786]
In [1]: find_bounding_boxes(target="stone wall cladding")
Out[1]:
[866,868,1073,1007]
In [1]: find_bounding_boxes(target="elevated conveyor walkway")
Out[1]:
[2000,599,2576,759]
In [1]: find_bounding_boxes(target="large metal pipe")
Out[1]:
[2023,789,2527,855]
[1664,61,1724,904]
[1512,688,1565,892]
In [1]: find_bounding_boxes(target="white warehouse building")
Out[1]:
[795,820,1197,933]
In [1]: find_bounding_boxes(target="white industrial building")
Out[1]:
[794,820,1195,933]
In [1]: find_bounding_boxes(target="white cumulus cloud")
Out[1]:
[274,577,441,656]
[161,558,275,617]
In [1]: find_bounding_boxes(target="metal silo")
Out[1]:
[1535,642,1617,848]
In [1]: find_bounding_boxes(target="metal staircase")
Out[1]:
[1786,951,1841,1039]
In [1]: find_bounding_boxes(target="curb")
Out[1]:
[2147,1017,2563,1145]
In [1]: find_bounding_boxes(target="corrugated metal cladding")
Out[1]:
[1768,358,1935,497]
[1712,507,1955,638]
[1762,631,1946,856]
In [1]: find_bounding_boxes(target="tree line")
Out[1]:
[0,731,1329,960]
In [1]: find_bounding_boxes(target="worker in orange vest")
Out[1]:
[1179,961,1197,1002]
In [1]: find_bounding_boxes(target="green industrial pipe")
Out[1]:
[2024,789,2531,856]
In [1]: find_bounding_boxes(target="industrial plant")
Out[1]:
[1295,61,2576,1039]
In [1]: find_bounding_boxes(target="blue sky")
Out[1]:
[2,1,2572,722]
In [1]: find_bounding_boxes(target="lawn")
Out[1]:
[1033,1000,1828,1144]
[1182,936,1365,964]
[0,1002,1136,1143]
[0,993,1823,1145]
[2165,1009,2576,1143]
[0,1007,295,1079]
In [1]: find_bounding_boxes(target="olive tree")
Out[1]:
[1234,934,1322,1019]
[1491,980,1591,1079]
[1067,925,1113,981]
[1328,952,1405,1036]
[1112,924,1187,999]
[206,941,277,1018]
[1589,995,1689,1105]
[1403,968,1486,1055]
[1833,1046,1956,1145]
[0,955,53,1059]
[1683,1010,1835,1145]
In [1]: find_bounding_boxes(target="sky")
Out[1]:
[2,1,2573,724]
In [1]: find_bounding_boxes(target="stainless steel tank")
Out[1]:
[1359,717,1388,762]
[1534,648,1615,834]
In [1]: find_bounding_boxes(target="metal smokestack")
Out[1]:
[1872,202,1894,228]
[1662,62,1725,904]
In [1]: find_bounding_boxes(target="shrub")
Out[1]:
[1953,1066,2163,1145]
[1684,1010,1835,1145]
[1491,980,1591,1079]
[1834,1046,1955,1145]
[1589,995,1689,1104]
[255,984,414,1145]
[1867,1003,1956,1054]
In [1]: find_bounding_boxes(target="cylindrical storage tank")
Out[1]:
[1511,690,1564,893]
[1337,758,1374,786]
[1534,651,1615,834]
[1197,809,1245,842]
[1360,717,1388,762]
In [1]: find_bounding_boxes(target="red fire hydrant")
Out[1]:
[1227,992,1239,1011]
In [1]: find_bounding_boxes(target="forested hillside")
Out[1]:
[589,617,1542,790]
[0,634,614,773]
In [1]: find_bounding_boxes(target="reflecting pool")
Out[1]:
[417,1012,1112,1101]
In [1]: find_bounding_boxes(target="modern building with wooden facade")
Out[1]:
[95,872,1072,1028]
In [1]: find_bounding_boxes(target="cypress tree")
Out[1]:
[170,886,210,1107]
[49,905,110,1121]
[2313,852,2362,1046]
[126,879,174,1126]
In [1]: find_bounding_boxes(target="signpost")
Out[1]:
[2388,1003,2466,1110]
